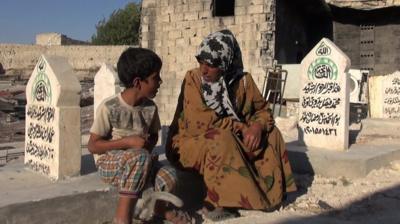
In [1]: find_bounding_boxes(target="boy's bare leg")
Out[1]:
[114,197,137,224]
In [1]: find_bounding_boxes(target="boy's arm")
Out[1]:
[145,103,161,152]
[88,133,146,154]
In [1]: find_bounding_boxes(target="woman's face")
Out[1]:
[199,61,222,82]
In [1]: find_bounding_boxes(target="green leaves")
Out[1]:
[238,166,251,178]
[264,175,274,191]
[285,174,295,187]
[91,3,140,45]
[222,166,251,179]
[222,166,231,173]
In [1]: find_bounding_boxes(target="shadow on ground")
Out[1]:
[81,154,97,175]
[279,184,400,224]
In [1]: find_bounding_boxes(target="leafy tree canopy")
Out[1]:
[91,2,140,45]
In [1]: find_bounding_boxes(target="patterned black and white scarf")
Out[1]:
[195,29,244,121]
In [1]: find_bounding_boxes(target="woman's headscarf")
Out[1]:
[195,29,244,121]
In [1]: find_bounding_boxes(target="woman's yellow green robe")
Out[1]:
[166,68,296,210]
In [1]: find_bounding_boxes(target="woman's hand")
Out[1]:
[242,122,263,151]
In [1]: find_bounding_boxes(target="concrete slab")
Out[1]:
[0,144,116,224]
[287,141,400,178]
[356,118,400,144]
[0,163,108,208]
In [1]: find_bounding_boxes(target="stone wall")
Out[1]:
[36,33,89,46]
[141,0,276,124]
[0,44,132,79]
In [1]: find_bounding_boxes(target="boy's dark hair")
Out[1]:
[117,47,162,88]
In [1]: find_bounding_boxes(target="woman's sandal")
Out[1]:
[202,208,239,222]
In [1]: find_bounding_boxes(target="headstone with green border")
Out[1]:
[298,38,350,151]
[25,55,81,180]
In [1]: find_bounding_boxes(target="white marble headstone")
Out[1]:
[369,75,384,118]
[94,63,122,118]
[382,71,400,119]
[298,38,350,151]
[25,55,81,180]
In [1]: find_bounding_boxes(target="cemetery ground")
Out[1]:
[1,82,400,223]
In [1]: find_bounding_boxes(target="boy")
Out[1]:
[88,48,191,224]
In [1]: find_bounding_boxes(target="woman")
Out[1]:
[166,30,296,221]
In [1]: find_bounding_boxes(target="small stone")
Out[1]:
[340,177,352,186]
[390,161,400,171]
[318,200,334,210]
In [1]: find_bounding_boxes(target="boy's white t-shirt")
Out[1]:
[90,93,161,144]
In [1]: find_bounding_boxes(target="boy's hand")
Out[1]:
[124,135,146,149]
[242,122,262,151]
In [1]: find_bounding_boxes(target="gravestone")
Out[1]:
[25,55,81,180]
[368,75,384,118]
[382,71,400,119]
[298,38,351,151]
[93,63,122,162]
[94,63,122,118]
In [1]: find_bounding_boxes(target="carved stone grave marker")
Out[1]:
[382,71,400,119]
[298,38,350,150]
[94,63,122,118]
[25,55,81,180]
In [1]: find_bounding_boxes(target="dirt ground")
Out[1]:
[200,160,400,224]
